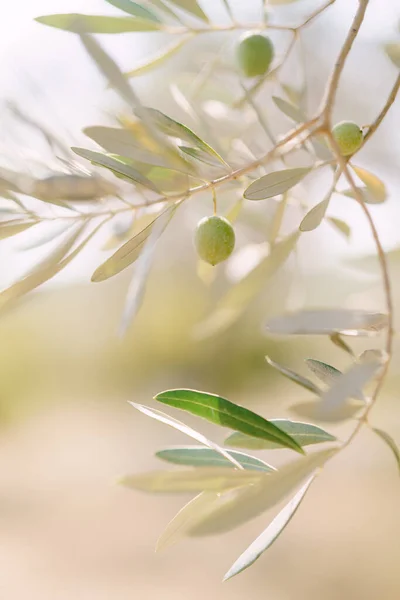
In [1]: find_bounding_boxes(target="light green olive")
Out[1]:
[195,216,235,266]
[331,121,363,156]
[237,33,274,78]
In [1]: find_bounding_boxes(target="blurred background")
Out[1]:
[0,0,399,598]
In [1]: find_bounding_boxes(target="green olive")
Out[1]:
[237,33,274,78]
[331,121,363,156]
[195,216,235,266]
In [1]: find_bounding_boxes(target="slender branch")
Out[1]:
[299,0,337,29]
[321,0,369,123]
[363,72,400,144]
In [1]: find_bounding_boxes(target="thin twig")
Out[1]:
[299,0,337,30]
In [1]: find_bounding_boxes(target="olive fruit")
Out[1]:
[194,216,235,266]
[237,33,274,78]
[331,121,363,156]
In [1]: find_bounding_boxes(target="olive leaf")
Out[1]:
[155,447,275,472]
[327,217,351,239]
[104,0,161,21]
[305,359,342,386]
[372,428,400,475]
[351,165,387,203]
[125,35,194,78]
[265,356,321,395]
[223,476,315,581]
[244,168,311,201]
[0,220,36,240]
[299,195,331,232]
[35,14,163,33]
[272,96,305,123]
[384,43,400,68]
[168,0,209,22]
[155,389,304,453]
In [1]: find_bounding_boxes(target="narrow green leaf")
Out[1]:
[272,96,305,123]
[372,428,400,475]
[119,466,263,493]
[244,168,311,201]
[189,448,336,536]
[168,0,209,22]
[225,420,336,450]
[351,165,387,203]
[265,356,321,395]
[35,14,162,33]
[384,43,400,68]
[223,476,315,581]
[79,33,136,105]
[135,107,228,167]
[0,220,36,240]
[104,0,160,21]
[305,359,342,385]
[265,309,388,336]
[193,231,300,338]
[155,389,305,454]
[92,204,177,282]
[327,217,351,239]
[72,147,160,192]
[125,35,193,78]
[156,447,276,472]
[179,146,223,168]
[300,195,331,232]
[128,402,243,469]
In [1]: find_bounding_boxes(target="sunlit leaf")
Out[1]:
[156,447,275,472]
[384,43,400,68]
[72,147,160,192]
[189,448,336,536]
[225,420,336,450]
[351,166,387,204]
[244,168,311,201]
[265,356,321,394]
[155,389,304,454]
[372,428,400,475]
[92,204,177,282]
[128,402,243,469]
[327,217,351,239]
[0,220,36,240]
[125,35,193,77]
[300,195,331,232]
[135,107,228,167]
[104,0,161,21]
[119,466,263,493]
[35,14,162,33]
[272,96,305,123]
[223,476,315,581]
[265,309,388,336]
[79,33,136,105]
[340,186,384,205]
[193,231,300,337]
[168,0,209,22]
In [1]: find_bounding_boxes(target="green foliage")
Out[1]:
[1,0,398,584]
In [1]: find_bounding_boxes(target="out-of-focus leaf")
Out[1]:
[35,14,162,33]
[125,35,193,77]
[291,400,362,423]
[265,309,388,336]
[156,447,276,472]
[189,448,336,536]
[372,428,400,475]
[79,33,136,105]
[265,356,321,395]
[244,168,311,201]
[31,174,117,204]
[193,231,300,337]
[119,467,263,493]
[317,360,382,418]
[225,420,336,450]
[104,0,160,21]
[72,147,160,192]
[135,107,228,167]
[128,403,243,469]
[384,43,400,68]
[223,476,315,581]
[168,0,209,22]
[300,195,331,232]
[0,220,92,311]
[179,146,224,168]
[18,221,74,251]
[305,359,342,385]
[351,166,387,204]
[155,389,304,454]
[118,204,177,335]
[281,83,304,106]
[327,217,351,239]
[330,333,355,357]
[340,186,384,205]
[92,204,177,282]
[0,220,36,240]
[272,96,305,123]
[359,349,387,364]
[156,491,219,551]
